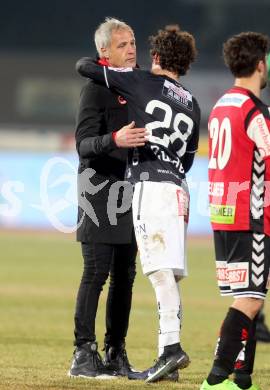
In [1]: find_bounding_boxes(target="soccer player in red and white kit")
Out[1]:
[201,33,270,390]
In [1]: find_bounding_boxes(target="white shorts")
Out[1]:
[132,181,189,276]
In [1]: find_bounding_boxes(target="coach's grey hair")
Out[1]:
[94,17,134,56]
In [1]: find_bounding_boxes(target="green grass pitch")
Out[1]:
[0,232,269,390]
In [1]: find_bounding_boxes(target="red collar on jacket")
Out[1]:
[98,58,110,66]
[97,58,139,68]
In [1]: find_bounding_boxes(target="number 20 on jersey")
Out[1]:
[208,117,232,170]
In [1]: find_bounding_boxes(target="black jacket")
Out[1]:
[75,79,134,243]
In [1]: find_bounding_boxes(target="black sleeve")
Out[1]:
[75,81,117,158]
[76,57,108,86]
[182,103,201,173]
[76,57,136,96]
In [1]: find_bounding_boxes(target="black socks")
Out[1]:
[234,373,252,389]
[163,342,181,356]
[207,307,252,385]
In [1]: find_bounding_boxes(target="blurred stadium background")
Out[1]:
[1,0,270,234]
[1,2,270,389]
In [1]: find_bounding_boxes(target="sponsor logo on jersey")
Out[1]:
[208,181,224,196]
[210,204,235,224]
[157,168,182,180]
[162,80,193,110]
[214,93,249,108]
[247,113,270,157]
[150,145,182,171]
[108,66,133,72]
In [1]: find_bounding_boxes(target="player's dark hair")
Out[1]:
[149,24,197,76]
[223,32,270,77]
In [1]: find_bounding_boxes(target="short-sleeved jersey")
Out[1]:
[208,86,270,236]
[77,58,200,186]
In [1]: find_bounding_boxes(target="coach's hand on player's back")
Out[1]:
[114,121,148,148]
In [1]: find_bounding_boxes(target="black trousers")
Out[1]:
[74,237,137,347]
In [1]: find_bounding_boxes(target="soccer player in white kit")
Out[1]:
[76,24,200,382]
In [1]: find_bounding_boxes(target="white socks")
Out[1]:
[148,269,182,356]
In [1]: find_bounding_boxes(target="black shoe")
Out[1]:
[163,370,179,382]
[68,341,117,379]
[256,315,270,343]
[129,368,179,382]
[144,346,190,383]
[103,342,141,378]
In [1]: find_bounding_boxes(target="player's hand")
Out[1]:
[114,121,149,148]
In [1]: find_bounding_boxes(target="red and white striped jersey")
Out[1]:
[208,86,270,235]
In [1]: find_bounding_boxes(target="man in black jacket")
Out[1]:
[69,17,148,379]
